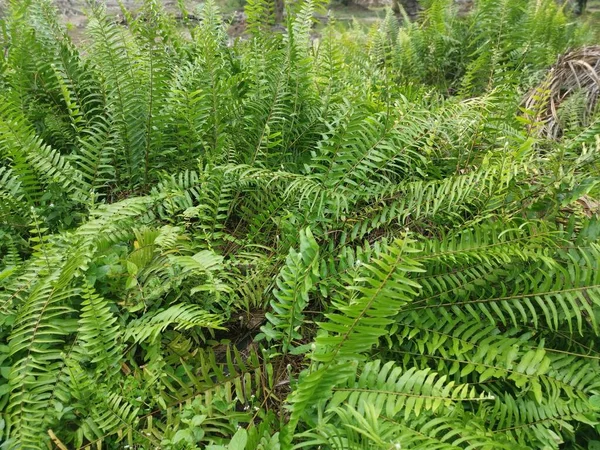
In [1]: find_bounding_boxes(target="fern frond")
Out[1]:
[262,228,320,352]
[284,236,424,444]
[125,303,225,344]
[0,100,88,203]
[329,360,492,419]
[313,236,423,363]
[76,283,123,377]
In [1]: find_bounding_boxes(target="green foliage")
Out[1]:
[1,0,600,449]
[261,228,320,353]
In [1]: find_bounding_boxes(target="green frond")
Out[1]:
[313,236,423,363]
[86,7,148,189]
[0,100,87,203]
[244,0,276,36]
[170,250,230,295]
[76,283,123,376]
[328,360,492,419]
[0,167,31,229]
[284,237,424,444]
[125,303,226,344]
[6,280,78,448]
[262,227,320,352]
[408,243,600,334]
[88,391,141,443]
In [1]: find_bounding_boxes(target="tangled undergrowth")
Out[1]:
[524,45,600,139]
[1,0,600,448]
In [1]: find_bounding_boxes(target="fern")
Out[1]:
[283,236,424,444]
[125,303,225,344]
[1,0,600,448]
[76,283,123,376]
[261,227,320,352]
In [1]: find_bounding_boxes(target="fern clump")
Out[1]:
[0,0,600,448]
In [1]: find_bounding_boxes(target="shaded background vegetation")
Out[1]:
[31,0,600,39]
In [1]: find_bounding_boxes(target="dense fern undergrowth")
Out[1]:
[1,0,600,448]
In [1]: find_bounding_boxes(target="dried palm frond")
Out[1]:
[523,46,600,139]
